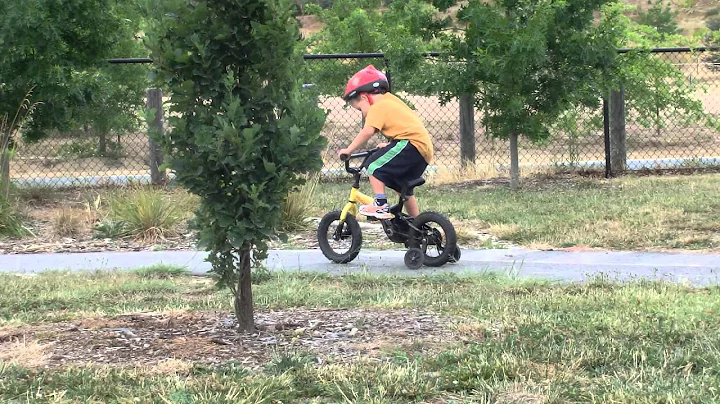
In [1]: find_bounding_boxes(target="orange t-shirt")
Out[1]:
[363,93,434,163]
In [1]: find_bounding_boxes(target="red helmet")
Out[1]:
[343,65,389,101]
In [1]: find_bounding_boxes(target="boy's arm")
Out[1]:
[339,125,377,155]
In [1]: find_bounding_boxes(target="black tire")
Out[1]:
[412,211,457,267]
[404,248,424,270]
[317,210,362,264]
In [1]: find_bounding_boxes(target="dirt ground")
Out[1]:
[0,308,468,371]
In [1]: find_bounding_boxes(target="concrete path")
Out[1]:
[1,248,720,286]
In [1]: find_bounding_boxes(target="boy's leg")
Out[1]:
[362,140,426,219]
[397,143,428,218]
[360,143,402,219]
[404,195,420,217]
[368,175,386,195]
[359,174,392,218]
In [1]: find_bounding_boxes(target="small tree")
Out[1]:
[68,1,149,156]
[636,0,681,38]
[704,17,720,70]
[145,0,326,331]
[301,0,449,96]
[594,3,719,145]
[0,0,128,141]
[433,0,619,188]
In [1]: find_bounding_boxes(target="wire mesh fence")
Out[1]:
[7,48,720,188]
[315,48,720,178]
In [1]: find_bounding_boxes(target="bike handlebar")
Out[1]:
[340,148,380,162]
[341,147,380,174]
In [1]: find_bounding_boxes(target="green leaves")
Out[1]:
[145,0,326,291]
[0,0,147,142]
[433,0,619,141]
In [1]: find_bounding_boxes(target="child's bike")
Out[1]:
[317,148,460,269]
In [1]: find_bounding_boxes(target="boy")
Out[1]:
[338,65,434,220]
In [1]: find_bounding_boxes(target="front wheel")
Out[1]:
[317,210,362,264]
[411,211,457,267]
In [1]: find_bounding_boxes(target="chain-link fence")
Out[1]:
[7,47,720,188]
[313,48,720,178]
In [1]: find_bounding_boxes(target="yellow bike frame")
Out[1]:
[339,187,374,222]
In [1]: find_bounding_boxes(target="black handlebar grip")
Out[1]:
[340,153,350,161]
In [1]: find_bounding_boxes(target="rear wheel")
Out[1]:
[411,211,457,267]
[317,210,362,264]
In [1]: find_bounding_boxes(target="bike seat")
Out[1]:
[406,178,425,189]
[401,178,425,196]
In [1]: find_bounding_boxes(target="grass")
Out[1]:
[130,264,192,279]
[314,173,720,251]
[2,173,718,252]
[1,269,719,402]
[280,173,321,233]
[49,208,85,238]
[98,185,188,242]
[0,196,27,238]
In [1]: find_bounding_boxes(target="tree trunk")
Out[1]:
[459,93,476,167]
[146,88,166,185]
[609,88,627,173]
[98,131,107,154]
[509,131,520,190]
[234,245,255,332]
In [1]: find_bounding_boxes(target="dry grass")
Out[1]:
[496,382,548,404]
[427,161,500,185]
[49,208,86,238]
[143,359,194,376]
[281,173,321,233]
[0,336,52,368]
[488,223,522,240]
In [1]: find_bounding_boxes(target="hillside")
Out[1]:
[298,0,720,39]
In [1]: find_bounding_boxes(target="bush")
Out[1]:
[0,197,28,237]
[49,208,85,238]
[95,186,185,243]
[280,173,320,233]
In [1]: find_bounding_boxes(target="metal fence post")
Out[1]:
[383,58,392,91]
[603,96,612,178]
[146,88,166,185]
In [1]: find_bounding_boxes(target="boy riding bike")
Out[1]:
[338,65,434,220]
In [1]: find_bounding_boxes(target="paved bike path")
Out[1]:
[1,248,719,286]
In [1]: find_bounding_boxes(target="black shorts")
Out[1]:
[363,140,428,196]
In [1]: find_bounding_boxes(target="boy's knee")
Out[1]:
[369,174,385,184]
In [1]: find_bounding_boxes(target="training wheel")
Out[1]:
[449,246,461,263]
[404,248,424,270]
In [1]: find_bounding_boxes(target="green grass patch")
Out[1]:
[0,196,29,238]
[130,264,192,279]
[1,270,719,402]
[314,174,720,250]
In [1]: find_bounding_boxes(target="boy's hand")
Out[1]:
[377,142,389,148]
[338,148,351,158]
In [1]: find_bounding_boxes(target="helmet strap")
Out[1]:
[367,94,375,106]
